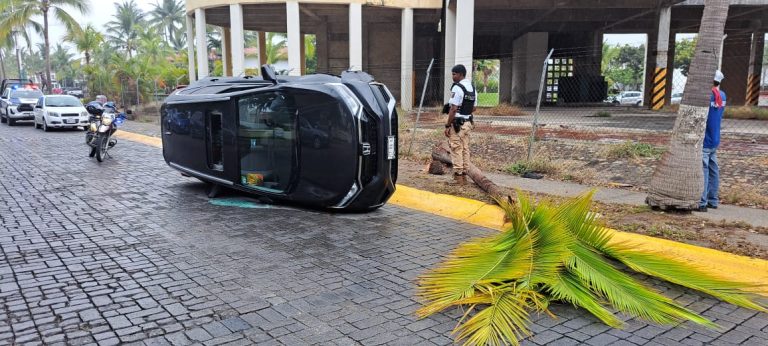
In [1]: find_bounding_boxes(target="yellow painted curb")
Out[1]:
[118,129,768,292]
[115,131,162,148]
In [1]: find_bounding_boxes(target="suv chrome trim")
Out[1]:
[169,162,233,186]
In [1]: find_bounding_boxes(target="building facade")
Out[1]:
[186,0,767,109]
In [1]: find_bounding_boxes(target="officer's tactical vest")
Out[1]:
[452,82,476,116]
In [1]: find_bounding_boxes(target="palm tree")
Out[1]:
[646,0,730,209]
[0,0,89,91]
[49,42,72,74]
[265,32,287,64]
[149,0,184,44]
[106,0,145,59]
[418,192,767,345]
[63,24,102,67]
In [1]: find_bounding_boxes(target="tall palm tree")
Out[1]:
[106,0,145,59]
[646,0,730,209]
[0,0,88,91]
[63,24,102,67]
[49,42,72,73]
[265,32,287,64]
[149,0,184,44]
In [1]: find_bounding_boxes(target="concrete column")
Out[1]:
[454,0,474,77]
[300,34,307,75]
[443,1,456,102]
[195,8,209,79]
[316,23,329,73]
[258,32,267,66]
[721,32,752,105]
[186,15,196,82]
[499,57,513,104]
[511,32,548,106]
[349,3,363,71]
[650,6,671,110]
[286,1,301,76]
[643,32,654,108]
[400,8,414,111]
[221,28,230,76]
[230,4,245,76]
[747,32,764,106]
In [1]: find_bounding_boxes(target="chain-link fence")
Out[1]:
[401,35,768,207]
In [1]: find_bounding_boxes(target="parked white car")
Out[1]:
[34,95,89,131]
[670,92,683,104]
[612,91,644,106]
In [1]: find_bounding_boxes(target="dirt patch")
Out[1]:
[397,158,768,260]
[401,112,768,209]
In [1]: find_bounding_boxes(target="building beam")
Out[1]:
[195,8,209,79]
[221,27,231,76]
[349,3,363,71]
[747,31,764,105]
[443,1,456,103]
[651,6,671,110]
[454,0,475,77]
[401,8,414,111]
[286,1,301,76]
[230,4,245,76]
[186,14,196,82]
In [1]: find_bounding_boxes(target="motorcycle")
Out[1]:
[85,102,126,162]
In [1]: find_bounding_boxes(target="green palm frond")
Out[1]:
[452,288,544,346]
[568,243,716,327]
[546,271,622,327]
[603,244,768,312]
[417,231,535,317]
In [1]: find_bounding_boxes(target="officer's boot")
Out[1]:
[452,172,467,185]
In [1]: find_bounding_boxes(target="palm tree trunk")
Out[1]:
[0,50,6,80]
[646,0,729,210]
[43,6,53,92]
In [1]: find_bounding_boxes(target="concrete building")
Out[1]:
[185,0,767,110]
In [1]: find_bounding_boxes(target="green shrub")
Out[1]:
[505,159,559,175]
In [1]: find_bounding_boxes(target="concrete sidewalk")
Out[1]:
[486,172,768,228]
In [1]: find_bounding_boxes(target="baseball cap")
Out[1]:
[714,70,724,83]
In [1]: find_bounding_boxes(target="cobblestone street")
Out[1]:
[1,122,767,345]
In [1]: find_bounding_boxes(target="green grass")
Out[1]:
[603,141,664,160]
[477,93,499,107]
[505,159,559,176]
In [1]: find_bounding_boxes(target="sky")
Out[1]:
[39,0,157,47]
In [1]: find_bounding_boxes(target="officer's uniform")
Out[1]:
[448,78,477,175]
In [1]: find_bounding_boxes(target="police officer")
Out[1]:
[444,64,477,185]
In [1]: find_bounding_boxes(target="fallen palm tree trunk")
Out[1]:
[430,143,506,200]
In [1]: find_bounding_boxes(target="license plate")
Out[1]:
[387,136,396,160]
[65,119,77,124]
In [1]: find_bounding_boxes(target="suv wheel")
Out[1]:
[42,119,50,132]
[1,110,6,123]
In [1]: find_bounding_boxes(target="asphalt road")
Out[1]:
[1,121,766,345]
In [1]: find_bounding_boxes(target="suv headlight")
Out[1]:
[326,83,362,117]
[102,113,114,126]
[80,111,88,117]
[48,112,60,117]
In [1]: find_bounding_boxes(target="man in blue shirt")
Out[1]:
[697,70,726,212]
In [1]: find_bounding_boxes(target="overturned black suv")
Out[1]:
[161,66,398,211]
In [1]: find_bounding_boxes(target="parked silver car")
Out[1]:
[612,91,643,106]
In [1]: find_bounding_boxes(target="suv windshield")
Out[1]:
[11,90,43,99]
[45,96,82,107]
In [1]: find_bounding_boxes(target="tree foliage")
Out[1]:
[674,37,697,77]
[602,43,645,92]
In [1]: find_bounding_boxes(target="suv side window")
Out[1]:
[37,97,44,108]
